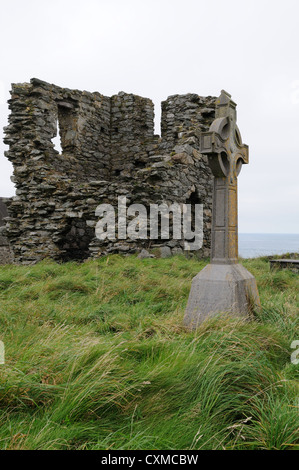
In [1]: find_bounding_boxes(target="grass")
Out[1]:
[0,255,298,450]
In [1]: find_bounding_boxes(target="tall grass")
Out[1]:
[0,255,298,449]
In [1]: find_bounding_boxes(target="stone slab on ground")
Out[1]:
[270,259,299,272]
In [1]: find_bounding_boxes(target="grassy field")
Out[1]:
[0,255,298,450]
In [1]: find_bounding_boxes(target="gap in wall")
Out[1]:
[51,119,63,154]
[153,100,162,137]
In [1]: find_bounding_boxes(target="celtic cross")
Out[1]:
[200,90,248,264]
[184,90,260,328]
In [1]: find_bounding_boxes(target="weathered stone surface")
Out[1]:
[138,249,154,259]
[0,199,8,225]
[184,264,260,328]
[3,79,216,264]
[171,153,194,165]
[0,198,13,264]
[171,247,183,256]
[160,246,172,258]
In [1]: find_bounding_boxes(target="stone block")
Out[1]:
[184,263,261,328]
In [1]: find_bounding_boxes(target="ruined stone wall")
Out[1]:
[0,198,13,264]
[110,92,157,176]
[3,78,216,264]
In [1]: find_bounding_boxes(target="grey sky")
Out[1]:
[0,0,298,233]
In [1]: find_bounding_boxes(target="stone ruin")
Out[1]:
[1,78,217,264]
[0,198,12,264]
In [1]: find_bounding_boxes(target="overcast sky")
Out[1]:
[0,0,298,233]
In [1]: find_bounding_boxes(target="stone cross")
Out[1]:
[200,90,248,264]
[184,90,260,328]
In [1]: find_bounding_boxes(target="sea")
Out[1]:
[238,233,299,259]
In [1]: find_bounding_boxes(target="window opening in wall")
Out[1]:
[153,99,161,137]
[55,100,78,154]
[51,119,63,154]
[57,218,94,262]
[186,190,202,234]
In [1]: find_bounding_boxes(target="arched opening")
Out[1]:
[56,218,95,262]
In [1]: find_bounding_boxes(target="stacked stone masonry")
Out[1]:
[0,198,13,264]
[2,78,216,264]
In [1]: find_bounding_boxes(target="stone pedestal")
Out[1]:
[183,263,260,328]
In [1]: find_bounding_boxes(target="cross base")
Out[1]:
[183,263,261,329]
